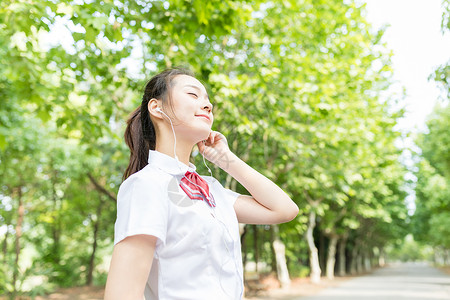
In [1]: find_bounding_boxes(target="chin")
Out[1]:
[181,127,211,144]
[198,129,211,141]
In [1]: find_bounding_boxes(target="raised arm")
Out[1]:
[198,131,299,224]
[104,235,157,300]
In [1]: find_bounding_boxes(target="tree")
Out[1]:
[412,0,450,265]
[413,105,450,264]
[1,0,411,294]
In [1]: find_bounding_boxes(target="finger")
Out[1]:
[197,141,204,152]
[203,132,211,145]
[212,131,219,144]
[214,132,225,145]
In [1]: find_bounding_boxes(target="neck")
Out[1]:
[155,135,194,166]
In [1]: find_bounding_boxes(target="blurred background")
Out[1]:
[0,0,449,299]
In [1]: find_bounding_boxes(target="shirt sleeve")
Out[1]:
[221,186,241,206]
[114,174,169,247]
[204,176,241,206]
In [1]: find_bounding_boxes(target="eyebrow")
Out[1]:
[184,84,209,99]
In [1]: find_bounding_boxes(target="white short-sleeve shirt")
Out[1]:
[114,150,244,300]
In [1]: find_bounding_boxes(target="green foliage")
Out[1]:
[417,104,450,178]
[288,264,311,278]
[410,0,450,265]
[413,107,450,250]
[0,0,412,293]
[386,235,433,262]
[413,0,449,248]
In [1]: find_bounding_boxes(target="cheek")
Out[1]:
[172,102,193,120]
[179,99,197,112]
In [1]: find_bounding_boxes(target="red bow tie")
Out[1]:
[180,171,216,207]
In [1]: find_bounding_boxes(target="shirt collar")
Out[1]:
[148,150,196,175]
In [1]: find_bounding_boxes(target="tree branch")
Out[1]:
[87,173,116,203]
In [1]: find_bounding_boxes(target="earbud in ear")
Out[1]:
[155,107,162,112]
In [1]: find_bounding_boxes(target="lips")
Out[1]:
[195,114,211,121]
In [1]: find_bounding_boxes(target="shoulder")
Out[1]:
[118,165,172,201]
[200,175,241,205]
[121,164,172,187]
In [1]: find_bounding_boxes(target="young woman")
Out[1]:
[104,68,299,300]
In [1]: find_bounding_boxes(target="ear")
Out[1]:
[148,98,163,119]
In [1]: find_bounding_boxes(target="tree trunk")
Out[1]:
[2,227,9,264]
[51,226,61,264]
[269,226,276,273]
[253,225,259,273]
[13,187,24,298]
[306,210,321,284]
[87,199,104,286]
[434,248,443,265]
[319,231,326,272]
[372,247,379,268]
[444,249,450,266]
[241,225,248,276]
[350,244,358,275]
[50,166,62,265]
[356,248,363,274]
[364,248,372,272]
[378,247,385,267]
[337,237,347,276]
[86,219,99,286]
[271,225,291,288]
[326,235,338,280]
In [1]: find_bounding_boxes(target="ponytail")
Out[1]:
[123,106,155,180]
[122,67,194,180]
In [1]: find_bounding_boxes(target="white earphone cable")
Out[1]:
[157,108,213,194]
[157,107,243,298]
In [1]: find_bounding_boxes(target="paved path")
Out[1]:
[298,262,450,300]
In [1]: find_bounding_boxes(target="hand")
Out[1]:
[197,131,234,169]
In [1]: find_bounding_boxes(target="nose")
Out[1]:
[202,101,213,113]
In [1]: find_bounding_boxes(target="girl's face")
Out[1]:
[168,75,214,142]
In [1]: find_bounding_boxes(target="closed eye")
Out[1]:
[188,92,198,98]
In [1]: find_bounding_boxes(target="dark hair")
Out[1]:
[123,68,194,180]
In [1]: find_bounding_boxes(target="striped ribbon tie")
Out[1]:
[180,171,216,207]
